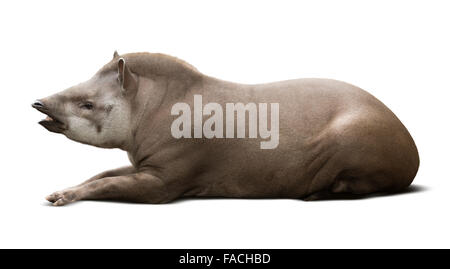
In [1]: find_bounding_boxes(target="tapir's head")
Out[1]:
[32,51,138,149]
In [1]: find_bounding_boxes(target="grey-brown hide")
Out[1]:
[32,51,420,206]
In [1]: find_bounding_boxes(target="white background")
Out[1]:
[0,0,448,248]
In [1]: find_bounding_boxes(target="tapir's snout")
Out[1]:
[32,98,67,134]
[31,100,45,109]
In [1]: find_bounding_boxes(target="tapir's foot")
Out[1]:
[46,187,81,206]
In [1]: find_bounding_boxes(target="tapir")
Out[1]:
[32,51,419,206]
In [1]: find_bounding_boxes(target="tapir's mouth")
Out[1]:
[39,115,66,133]
[32,102,67,133]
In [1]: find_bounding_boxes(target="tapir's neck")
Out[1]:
[125,74,204,166]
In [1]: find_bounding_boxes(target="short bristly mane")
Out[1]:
[99,52,201,80]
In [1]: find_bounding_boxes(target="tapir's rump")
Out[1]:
[33,52,419,205]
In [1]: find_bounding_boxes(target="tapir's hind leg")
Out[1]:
[331,170,404,196]
[304,111,419,201]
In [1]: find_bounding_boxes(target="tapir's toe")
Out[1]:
[52,198,70,206]
[46,192,62,203]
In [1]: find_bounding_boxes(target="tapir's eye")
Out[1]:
[80,102,94,110]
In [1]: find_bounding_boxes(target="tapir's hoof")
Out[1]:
[46,189,78,206]
[302,191,330,201]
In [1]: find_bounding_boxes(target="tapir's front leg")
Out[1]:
[45,166,136,203]
[76,166,136,187]
[46,172,170,206]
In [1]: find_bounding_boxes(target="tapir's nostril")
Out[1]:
[32,100,45,109]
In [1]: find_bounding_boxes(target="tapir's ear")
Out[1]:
[118,58,138,92]
[113,50,119,58]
